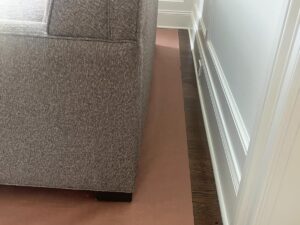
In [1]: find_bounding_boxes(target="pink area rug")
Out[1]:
[0,29,194,225]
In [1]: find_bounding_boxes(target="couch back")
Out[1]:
[48,0,140,40]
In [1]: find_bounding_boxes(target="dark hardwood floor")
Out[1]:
[178,30,223,225]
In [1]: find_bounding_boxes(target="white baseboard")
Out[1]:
[157,10,192,29]
[188,30,231,225]
[190,27,233,225]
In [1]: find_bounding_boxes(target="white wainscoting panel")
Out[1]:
[187,6,251,224]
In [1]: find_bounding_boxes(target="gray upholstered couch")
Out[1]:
[0,0,158,201]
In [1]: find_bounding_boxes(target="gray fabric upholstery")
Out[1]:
[0,0,158,193]
[109,0,139,40]
[48,0,109,39]
[48,0,140,40]
[138,0,159,125]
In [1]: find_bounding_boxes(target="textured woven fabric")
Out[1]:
[48,0,140,40]
[0,35,139,192]
[0,0,158,193]
[109,0,139,40]
[48,0,109,39]
[138,0,159,121]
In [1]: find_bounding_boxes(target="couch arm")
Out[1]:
[48,0,140,40]
[137,0,158,127]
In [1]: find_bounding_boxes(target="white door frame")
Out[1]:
[234,1,300,224]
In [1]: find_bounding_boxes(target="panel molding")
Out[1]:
[206,42,250,154]
[201,41,242,193]
[191,7,248,188]
[191,1,250,156]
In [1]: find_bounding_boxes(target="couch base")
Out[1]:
[95,192,132,202]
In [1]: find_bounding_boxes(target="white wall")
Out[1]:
[189,0,290,224]
[197,0,289,198]
[206,0,287,135]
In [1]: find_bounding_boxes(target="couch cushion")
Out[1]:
[109,0,139,40]
[48,0,139,40]
[0,34,140,192]
[0,0,48,22]
[48,0,109,39]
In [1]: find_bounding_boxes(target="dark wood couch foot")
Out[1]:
[95,192,132,202]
